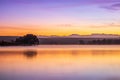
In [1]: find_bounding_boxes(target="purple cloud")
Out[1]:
[1,0,120,12]
[57,24,73,27]
[102,3,120,10]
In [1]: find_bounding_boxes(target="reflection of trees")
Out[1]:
[24,50,37,58]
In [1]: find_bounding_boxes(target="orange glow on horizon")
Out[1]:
[1,23,120,36]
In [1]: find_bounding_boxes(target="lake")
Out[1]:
[0,45,120,80]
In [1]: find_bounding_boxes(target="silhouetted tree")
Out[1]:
[16,34,39,45]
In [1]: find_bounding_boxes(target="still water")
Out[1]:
[0,45,120,80]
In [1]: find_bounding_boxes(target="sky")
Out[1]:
[0,0,120,36]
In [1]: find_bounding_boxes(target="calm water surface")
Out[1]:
[0,45,120,80]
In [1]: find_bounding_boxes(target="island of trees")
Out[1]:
[0,34,39,46]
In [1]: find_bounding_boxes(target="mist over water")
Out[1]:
[0,45,120,80]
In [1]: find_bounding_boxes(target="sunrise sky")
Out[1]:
[0,0,120,36]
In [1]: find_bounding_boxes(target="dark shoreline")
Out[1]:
[1,34,120,46]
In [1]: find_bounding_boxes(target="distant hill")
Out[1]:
[38,34,120,39]
[68,34,120,38]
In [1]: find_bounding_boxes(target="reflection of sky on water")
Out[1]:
[0,47,120,80]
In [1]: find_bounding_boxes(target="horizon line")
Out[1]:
[0,33,120,37]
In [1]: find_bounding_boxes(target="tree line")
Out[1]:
[0,34,120,46]
[79,39,120,44]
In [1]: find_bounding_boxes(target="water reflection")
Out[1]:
[23,50,37,58]
[0,47,120,80]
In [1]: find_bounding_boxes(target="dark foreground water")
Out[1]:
[0,45,120,80]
